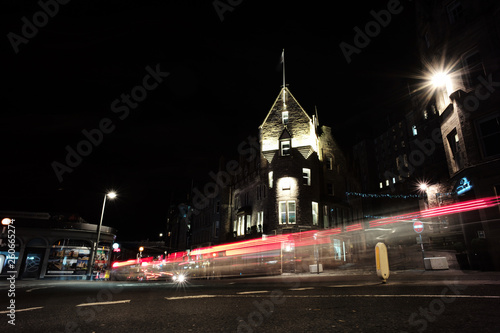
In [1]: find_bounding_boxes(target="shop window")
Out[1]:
[46,240,93,276]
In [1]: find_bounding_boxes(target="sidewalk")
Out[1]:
[291,266,500,285]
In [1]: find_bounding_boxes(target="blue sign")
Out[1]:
[456,177,472,195]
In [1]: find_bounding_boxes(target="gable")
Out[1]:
[260,87,316,154]
[260,87,311,128]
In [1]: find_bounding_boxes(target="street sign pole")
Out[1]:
[413,221,426,264]
[419,234,425,260]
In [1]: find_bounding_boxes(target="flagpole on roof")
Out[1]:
[281,49,286,109]
[282,48,285,90]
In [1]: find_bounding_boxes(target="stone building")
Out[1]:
[257,87,362,235]
[185,86,363,262]
[414,0,500,269]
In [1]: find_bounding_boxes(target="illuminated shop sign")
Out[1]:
[456,177,472,195]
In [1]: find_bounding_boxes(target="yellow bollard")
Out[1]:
[375,242,390,283]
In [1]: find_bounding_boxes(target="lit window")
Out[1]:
[281,140,291,156]
[302,168,311,185]
[323,205,329,228]
[257,211,264,228]
[386,179,389,186]
[279,201,296,224]
[282,111,289,124]
[312,202,318,225]
[288,202,296,224]
[246,215,252,234]
[279,201,287,224]
[379,182,383,189]
[237,216,245,236]
[268,171,273,188]
[412,125,418,136]
[281,177,291,190]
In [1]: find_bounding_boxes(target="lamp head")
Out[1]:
[1,218,12,225]
[431,72,448,87]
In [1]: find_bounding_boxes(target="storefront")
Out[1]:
[0,211,116,280]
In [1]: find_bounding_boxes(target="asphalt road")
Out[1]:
[2,272,500,332]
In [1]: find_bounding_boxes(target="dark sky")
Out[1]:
[2,0,418,240]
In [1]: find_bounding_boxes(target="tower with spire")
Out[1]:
[215,52,364,272]
[255,54,360,235]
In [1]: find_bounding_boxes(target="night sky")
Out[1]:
[2,0,418,240]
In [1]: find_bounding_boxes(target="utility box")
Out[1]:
[424,257,449,270]
[309,264,323,273]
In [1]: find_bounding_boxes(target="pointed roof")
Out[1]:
[259,87,312,128]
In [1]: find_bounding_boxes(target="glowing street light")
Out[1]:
[89,191,117,280]
[431,72,448,87]
[1,218,12,225]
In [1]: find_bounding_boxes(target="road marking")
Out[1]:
[0,306,43,313]
[328,283,380,288]
[237,291,269,295]
[75,300,131,307]
[166,295,217,300]
[165,294,500,300]
[26,286,54,293]
[115,283,204,287]
[289,287,315,291]
[116,283,167,287]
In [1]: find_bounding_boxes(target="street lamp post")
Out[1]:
[88,191,116,280]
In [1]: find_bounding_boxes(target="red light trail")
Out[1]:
[111,196,499,273]
[369,196,500,228]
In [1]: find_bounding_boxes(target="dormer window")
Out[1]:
[282,111,289,124]
[281,140,291,156]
